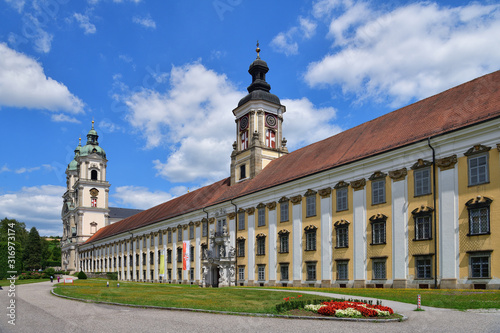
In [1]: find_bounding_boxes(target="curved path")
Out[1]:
[0,281,499,333]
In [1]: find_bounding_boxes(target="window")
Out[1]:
[372,259,386,280]
[158,250,161,265]
[335,223,349,248]
[466,197,492,235]
[258,265,265,281]
[217,218,226,234]
[280,264,289,281]
[370,215,387,245]
[167,269,172,281]
[167,231,172,243]
[190,268,194,281]
[337,261,348,280]
[468,154,488,186]
[372,180,385,205]
[190,246,194,262]
[158,234,163,245]
[280,201,289,222]
[238,266,245,280]
[149,252,154,265]
[150,237,154,247]
[240,164,246,180]
[305,227,317,251]
[470,253,490,278]
[177,229,182,242]
[241,130,248,150]
[177,248,182,263]
[306,195,316,217]
[265,129,276,148]
[142,253,146,264]
[414,168,431,196]
[306,262,316,281]
[257,206,265,226]
[238,212,245,230]
[136,254,139,266]
[189,225,194,239]
[415,216,432,240]
[416,256,432,279]
[90,223,97,235]
[237,238,245,257]
[91,170,98,180]
[177,268,182,281]
[202,222,208,237]
[256,235,266,255]
[279,233,289,253]
[336,187,348,211]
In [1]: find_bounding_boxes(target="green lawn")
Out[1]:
[0,278,52,286]
[53,280,500,313]
[53,280,322,314]
[263,287,500,310]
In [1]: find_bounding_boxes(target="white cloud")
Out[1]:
[271,16,317,56]
[5,0,25,13]
[121,62,341,184]
[304,2,500,106]
[132,15,156,29]
[51,113,81,123]
[0,185,65,236]
[112,186,172,209]
[0,165,11,173]
[0,43,84,113]
[20,13,54,53]
[282,97,341,149]
[74,13,97,34]
[98,119,122,133]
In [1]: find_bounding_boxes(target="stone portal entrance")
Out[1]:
[201,226,236,287]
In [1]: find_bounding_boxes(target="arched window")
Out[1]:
[265,129,276,148]
[91,170,98,180]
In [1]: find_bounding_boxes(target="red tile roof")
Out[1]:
[85,70,500,244]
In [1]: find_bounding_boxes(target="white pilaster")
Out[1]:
[353,188,367,281]
[391,178,408,280]
[320,194,332,282]
[292,201,302,282]
[439,166,459,280]
[248,213,255,281]
[195,225,201,281]
[268,207,277,282]
[154,234,159,282]
[139,237,143,281]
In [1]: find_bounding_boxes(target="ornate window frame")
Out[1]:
[466,196,492,236]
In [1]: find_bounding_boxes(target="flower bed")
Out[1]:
[306,300,394,318]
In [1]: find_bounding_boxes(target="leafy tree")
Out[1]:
[0,218,25,279]
[24,227,42,270]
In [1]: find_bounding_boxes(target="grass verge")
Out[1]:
[0,278,52,286]
[258,287,500,310]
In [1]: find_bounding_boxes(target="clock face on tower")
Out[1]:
[265,114,277,128]
[239,115,249,131]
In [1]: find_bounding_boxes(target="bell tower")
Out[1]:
[61,121,110,272]
[230,43,288,185]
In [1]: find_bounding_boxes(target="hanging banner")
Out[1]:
[159,250,165,277]
[183,241,190,271]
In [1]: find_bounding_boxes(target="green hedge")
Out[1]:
[77,271,87,280]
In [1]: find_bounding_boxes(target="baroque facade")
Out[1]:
[73,50,500,289]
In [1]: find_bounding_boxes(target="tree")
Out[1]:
[0,218,25,279]
[24,227,42,270]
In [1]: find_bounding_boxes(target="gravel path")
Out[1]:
[0,280,499,333]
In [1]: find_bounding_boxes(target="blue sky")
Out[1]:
[1,0,499,236]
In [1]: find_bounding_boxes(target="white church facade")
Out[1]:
[65,49,500,289]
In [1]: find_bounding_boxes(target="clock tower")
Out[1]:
[61,121,110,272]
[230,44,288,185]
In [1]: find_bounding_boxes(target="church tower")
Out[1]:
[61,121,110,272]
[230,44,288,185]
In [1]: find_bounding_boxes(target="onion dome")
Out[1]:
[238,42,281,107]
[80,120,106,158]
[67,138,82,171]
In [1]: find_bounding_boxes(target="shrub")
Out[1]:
[77,271,87,280]
[44,267,56,276]
[106,272,118,280]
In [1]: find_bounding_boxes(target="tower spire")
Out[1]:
[256,40,260,59]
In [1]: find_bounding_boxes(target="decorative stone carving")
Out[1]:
[334,219,350,227]
[266,201,276,210]
[465,195,493,208]
[497,143,500,152]
[215,208,227,217]
[350,178,366,191]
[389,168,407,182]
[369,213,388,222]
[228,246,235,258]
[369,171,387,181]
[304,189,317,197]
[237,236,246,241]
[436,155,457,170]
[304,225,317,231]
[256,233,266,238]
[464,144,491,156]
[246,207,255,215]
[334,181,349,189]
[227,212,236,220]
[278,196,289,203]
[411,159,432,170]
[201,218,208,223]
[238,208,245,213]
[411,205,434,216]
[194,221,201,226]
[318,187,332,198]
[256,203,266,209]
[278,229,290,235]
[290,195,302,205]
[208,217,215,224]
